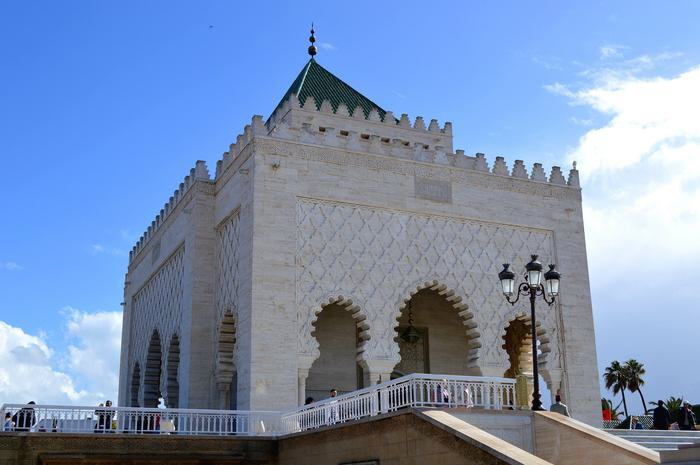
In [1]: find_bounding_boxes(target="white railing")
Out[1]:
[280,373,515,433]
[0,404,280,436]
[1,373,515,436]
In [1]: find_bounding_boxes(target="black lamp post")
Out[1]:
[497,255,560,411]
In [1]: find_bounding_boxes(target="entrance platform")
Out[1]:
[0,408,668,465]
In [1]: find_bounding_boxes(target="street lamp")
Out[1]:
[497,255,560,411]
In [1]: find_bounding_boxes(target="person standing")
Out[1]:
[327,389,339,424]
[3,413,14,431]
[678,401,697,431]
[95,400,114,432]
[652,400,671,430]
[549,395,570,417]
[631,417,645,429]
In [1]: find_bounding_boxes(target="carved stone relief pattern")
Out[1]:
[215,212,240,357]
[296,198,561,373]
[129,246,185,398]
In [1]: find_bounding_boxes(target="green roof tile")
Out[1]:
[271,59,386,120]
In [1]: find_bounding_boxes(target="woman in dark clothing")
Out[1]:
[652,400,671,430]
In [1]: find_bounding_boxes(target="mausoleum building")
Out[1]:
[117,51,601,425]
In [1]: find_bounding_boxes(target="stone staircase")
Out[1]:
[606,429,700,452]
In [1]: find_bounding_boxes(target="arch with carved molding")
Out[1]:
[143,330,162,408]
[130,362,141,407]
[299,295,370,369]
[392,279,482,371]
[500,312,552,394]
[165,334,180,408]
[214,310,236,409]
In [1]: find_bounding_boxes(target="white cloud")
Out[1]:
[599,44,627,60]
[63,308,122,400]
[0,309,122,406]
[531,55,564,71]
[318,42,337,51]
[570,116,594,126]
[2,262,22,271]
[0,321,89,404]
[550,58,700,407]
[567,63,700,277]
[90,244,125,256]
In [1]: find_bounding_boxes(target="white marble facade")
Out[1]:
[118,70,601,426]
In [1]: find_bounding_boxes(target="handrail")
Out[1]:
[1,373,515,436]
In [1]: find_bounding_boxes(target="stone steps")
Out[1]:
[605,429,700,452]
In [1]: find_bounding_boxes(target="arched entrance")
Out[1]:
[143,330,162,408]
[502,317,532,379]
[393,283,480,377]
[306,302,362,401]
[130,363,141,407]
[216,311,237,409]
[166,335,180,408]
[502,315,552,408]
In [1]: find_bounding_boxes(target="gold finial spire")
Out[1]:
[308,23,317,58]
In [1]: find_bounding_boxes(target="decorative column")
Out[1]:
[360,360,396,387]
[217,381,231,410]
[297,368,310,405]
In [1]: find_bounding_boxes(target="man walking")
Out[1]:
[678,401,696,431]
[652,400,671,430]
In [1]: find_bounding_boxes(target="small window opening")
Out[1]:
[360,134,370,140]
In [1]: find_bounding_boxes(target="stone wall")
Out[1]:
[250,130,599,423]
[278,413,517,465]
[0,433,276,465]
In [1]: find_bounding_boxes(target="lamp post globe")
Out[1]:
[524,255,543,288]
[544,264,561,297]
[498,264,516,297]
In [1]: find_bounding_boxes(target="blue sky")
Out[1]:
[1,1,699,412]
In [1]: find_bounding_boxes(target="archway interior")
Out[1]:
[216,312,237,409]
[143,331,162,408]
[306,303,360,401]
[166,335,180,408]
[502,318,533,379]
[502,318,552,409]
[130,363,141,407]
[394,288,478,377]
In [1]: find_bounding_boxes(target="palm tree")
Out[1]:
[604,360,629,418]
[624,359,648,413]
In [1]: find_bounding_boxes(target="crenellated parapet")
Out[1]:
[266,93,454,153]
[215,115,266,179]
[129,160,212,264]
[261,95,580,189]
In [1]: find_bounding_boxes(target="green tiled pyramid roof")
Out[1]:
[272,59,387,120]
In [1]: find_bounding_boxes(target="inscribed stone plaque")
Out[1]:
[414,177,452,203]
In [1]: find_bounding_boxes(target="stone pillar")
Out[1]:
[360,360,396,386]
[297,368,309,405]
[217,381,231,410]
